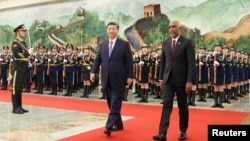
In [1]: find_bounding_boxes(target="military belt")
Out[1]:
[15,58,29,62]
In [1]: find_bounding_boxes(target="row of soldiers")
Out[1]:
[0,43,100,98]
[131,42,249,108]
[189,42,249,108]
[1,42,249,107]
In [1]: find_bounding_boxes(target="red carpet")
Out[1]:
[0,89,248,141]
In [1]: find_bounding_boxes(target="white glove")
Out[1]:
[0,58,3,62]
[7,73,13,82]
[35,59,38,62]
[64,59,67,63]
[199,62,203,65]
[28,48,33,54]
[48,59,51,62]
[87,66,91,70]
[139,61,144,65]
[28,63,32,67]
[10,59,13,62]
[214,61,219,66]
[155,61,158,64]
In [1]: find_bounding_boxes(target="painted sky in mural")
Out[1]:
[0,0,207,31]
[1,0,250,40]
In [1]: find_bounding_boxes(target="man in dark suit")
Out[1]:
[153,20,195,141]
[90,22,133,136]
[11,24,31,114]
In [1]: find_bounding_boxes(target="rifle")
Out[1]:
[46,54,50,75]
[213,54,217,84]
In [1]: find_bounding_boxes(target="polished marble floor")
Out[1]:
[0,86,249,141]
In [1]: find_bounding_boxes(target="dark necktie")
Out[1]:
[109,41,113,57]
[171,40,176,54]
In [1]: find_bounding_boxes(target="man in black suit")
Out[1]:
[153,20,195,141]
[11,24,31,114]
[90,22,133,136]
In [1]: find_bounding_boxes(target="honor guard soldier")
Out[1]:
[34,45,46,94]
[230,48,239,100]
[44,48,51,91]
[153,47,162,99]
[47,44,59,95]
[72,46,80,93]
[197,46,209,102]
[132,49,140,96]
[138,44,151,103]
[80,46,93,98]
[0,46,11,90]
[149,49,157,96]
[62,43,76,96]
[207,49,214,98]
[237,51,245,97]
[211,42,225,108]
[11,24,30,114]
[188,48,199,106]
[57,47,65,92]
[243,53,248,94]
[222,45,232,103]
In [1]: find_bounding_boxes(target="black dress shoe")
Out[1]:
[104,129,111,136]
[12,109,24,114]
[153,134,166,141]
[20,107,29,113]
[111,126,123,131]
[178,132,187,140]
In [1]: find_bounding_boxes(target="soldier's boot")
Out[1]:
[68,85,73,96]
[132,83,138,94]
[227,89,232,100]
[34,83,41,94]
[123,87,129,101]
[211,92,219,108]
[71,84,75,93]
[49,85,55,95]
[135,87,141,98]
[243,84,247,95]
[197,88,203,101]
[58,83,63,92]
[26,83,31,93]
[247,83,250,93]
[63,85,70,96]
[223,89,230,103]
[11,91,24,114]
[218,92,224,108]
[54,85,57,95]
[85,86,90,98]
[40,84,44,94]
[81,85,87,98]
[144,89,149,103]
[154,86,161,99]
[191,90,196,106]
[99,88,106,99]
[232,87,238,100]
[138,89,145,102]
[225,89,231,104]
[149,84,155,95]
[237,86,243,97]
[207,86,213,98]
[201,88,207,102]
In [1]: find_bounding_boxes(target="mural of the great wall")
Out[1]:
[1,0,250,53]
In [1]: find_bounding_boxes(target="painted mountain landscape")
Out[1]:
[0,0,250,52]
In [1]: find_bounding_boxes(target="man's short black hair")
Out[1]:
[107,22,119,30]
